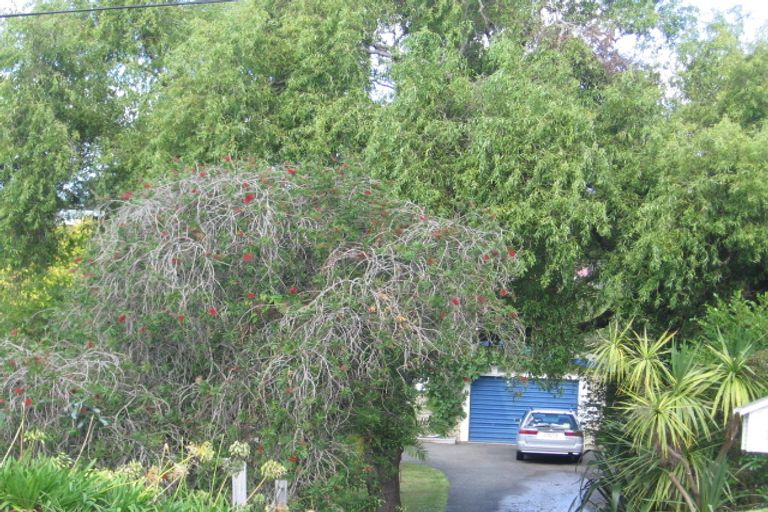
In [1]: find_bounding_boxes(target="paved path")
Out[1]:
[404,442,588,512]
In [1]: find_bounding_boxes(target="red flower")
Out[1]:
[13,387,24,395]
[242,252,254,263]
[288,455,299,463]
[143,183,152,189]
[242,182,250,189]
[117,314,127,324]
[224,155,232,162]
[191,188,199,194]
[177,315,185,323]
[419,214,428,221]
[198,172,207,178]
[208,307,218,317]
[450,297,461,306]
[23,398,32,407]
[121,191,133,201]
[74,257,83,264]
[85,340,94,349]
[499,288,509,298]
[243,193,255,204]
[507,248,517,258]
[363,190,372,196]
[288,287,298,295]
[482,254,491,262]
[247,292,256,300]
[286,168,296,175]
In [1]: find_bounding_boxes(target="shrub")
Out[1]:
[0,455,233,512]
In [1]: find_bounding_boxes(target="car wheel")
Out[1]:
[516,451,524,461]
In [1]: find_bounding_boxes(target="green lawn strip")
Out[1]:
[400,462,449,512]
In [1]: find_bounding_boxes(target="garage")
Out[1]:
[468,376,579,443]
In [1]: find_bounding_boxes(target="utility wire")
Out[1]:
[0,0,236,19]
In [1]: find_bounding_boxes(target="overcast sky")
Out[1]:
[691,0,768,40]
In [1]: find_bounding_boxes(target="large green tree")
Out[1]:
[0,0,196,270]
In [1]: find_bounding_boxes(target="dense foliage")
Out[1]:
[577,298,768,511]
[2,0,768,509]
[0,455,234,512]
[3,161,525,510]
[4,0,766,350]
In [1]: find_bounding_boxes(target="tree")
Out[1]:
[600,118,768,331]
[0,221,91,338]
[133,0,380,171]
[76,160,525,511]
[677,18,768,130]
[597,21,768,332]
[0,0,198,270]
[1,0,697,346]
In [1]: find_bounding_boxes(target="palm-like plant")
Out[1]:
[579,323,765,512]
[625,329,673,395]
[621,383,711,460]
[708,330,766,423]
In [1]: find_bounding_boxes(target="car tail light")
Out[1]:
[565,431,583,437]
[518,428,538,435]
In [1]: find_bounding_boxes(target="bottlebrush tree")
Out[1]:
[79,159,526,511]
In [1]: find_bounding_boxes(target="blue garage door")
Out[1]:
[469,376,579,443]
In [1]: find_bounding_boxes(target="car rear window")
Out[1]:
[522,413,577,430]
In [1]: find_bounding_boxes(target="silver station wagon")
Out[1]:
[515,408,583,462]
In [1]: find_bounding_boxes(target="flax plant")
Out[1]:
[580,323,765,511]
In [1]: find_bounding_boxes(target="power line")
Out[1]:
[0,0,237,19]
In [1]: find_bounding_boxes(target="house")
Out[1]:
[735,396,768,454]
[454,367,600,445]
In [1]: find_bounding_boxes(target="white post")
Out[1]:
[232,464,247,507]
[274,479,288,511]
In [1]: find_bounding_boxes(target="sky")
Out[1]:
[689,0,768,41]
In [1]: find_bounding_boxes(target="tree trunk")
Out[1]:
[375,446,404,512]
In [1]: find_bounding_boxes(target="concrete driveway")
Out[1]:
[404,442,588,512]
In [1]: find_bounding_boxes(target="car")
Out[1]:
[515,408,583,463]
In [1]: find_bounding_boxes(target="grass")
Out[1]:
[400,462,449,512]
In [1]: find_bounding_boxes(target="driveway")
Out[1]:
[404,442,589,512]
